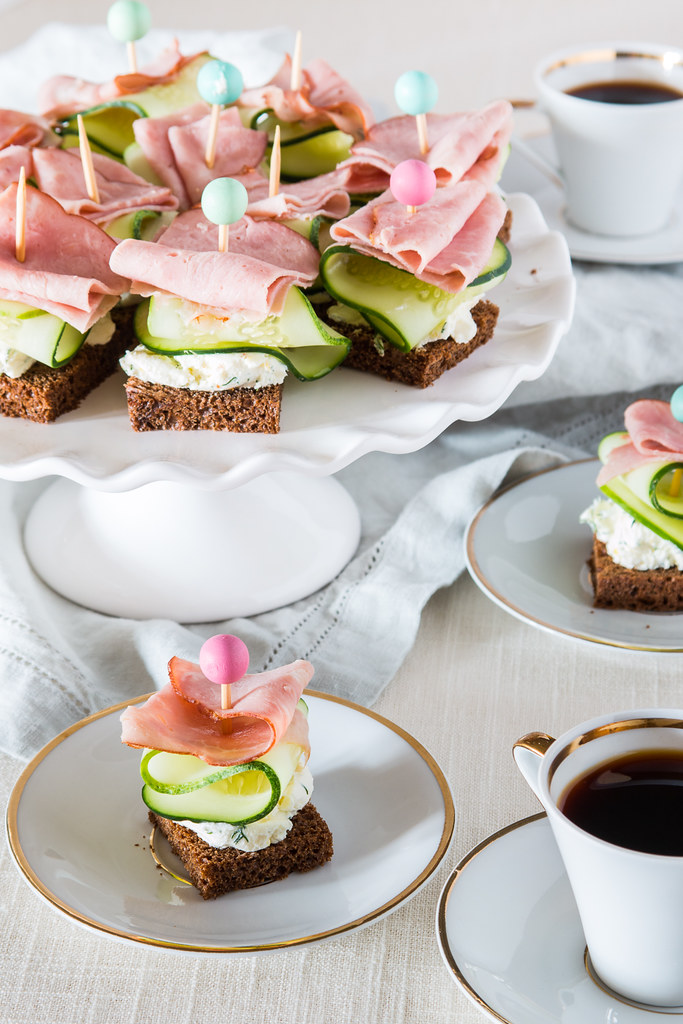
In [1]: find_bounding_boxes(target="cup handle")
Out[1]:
[513,731,555,803]
[509,136,564,190]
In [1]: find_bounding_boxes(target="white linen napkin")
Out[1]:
[0,368,662,761]
[0,437,555,759]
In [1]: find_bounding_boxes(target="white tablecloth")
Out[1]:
[3,3,683,1022]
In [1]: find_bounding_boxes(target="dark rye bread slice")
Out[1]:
[0,305,133,424]
[150,802,333,900]
[316,207,511,389]
[318,298,499,389]
[125,379,283,433]
[588,536,683,611]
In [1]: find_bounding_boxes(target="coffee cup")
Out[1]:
[513,709,683,1008]
[530,42,683,237]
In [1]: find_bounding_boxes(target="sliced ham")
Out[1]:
[120,657,313,766]
[597,400,683,485]
[0,146,34,192]
[38,41,205,118]
[0,109,57,150]
[239,55,374,139]
[0,182,129,331]
[110,210,320,316]
[330,184,507,292]
[109,44,206,95]
[31,147,177,224]
[133,102,211,207]
[134,105,268,210]
[133,105,351,217]
[338,102,513,195]
[246,170,350,221]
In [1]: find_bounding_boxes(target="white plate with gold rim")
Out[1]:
[6,691,454,955]
[465,459,683,652]
[436,814,683,1022]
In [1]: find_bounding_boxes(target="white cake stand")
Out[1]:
[6,194,573,621]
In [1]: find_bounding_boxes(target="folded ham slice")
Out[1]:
[330,184,507,292]
[38,41,206,118]
[597,400,683,485]
[120,657,313,766]
[134,104,351,219]
[29,147,177,224]
[239,55,374,139]
[0,182,129,330]
[0,146,33,193]
[246,169,350,221]
[132,102,213,208]
[0,109,58,150]
[337,102,512,195]
[110,210,320,316]
[134,105,268,210]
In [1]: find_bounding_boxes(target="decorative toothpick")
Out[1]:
[390,158,437,215]
[199,634,249,711]
[201,177,249,253]
[15,166,26,263]
[77,115,100,204]
[196,59,244,170]
[290,30,303,91]
[107,1,152,74]
[669,386,683,497]
[394,70,439,155]
[269,124,281,198]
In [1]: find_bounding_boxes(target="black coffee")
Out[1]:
[566,79,683,104]
[559,749,683,855]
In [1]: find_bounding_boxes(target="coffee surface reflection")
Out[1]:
[566,79,683,104]
[559,748,683,855]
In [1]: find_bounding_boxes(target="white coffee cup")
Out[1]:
[513,709,683,1008]
[532,42,683,237]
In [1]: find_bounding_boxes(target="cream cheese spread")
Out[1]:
[0,311,115,379]
[84,313,116,347]
[177,765,314,852]
[580,497,683,570]
[119,345,288,391]
[0,346,33,379]
[419,297,481,347]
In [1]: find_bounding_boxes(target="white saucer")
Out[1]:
[436,814,683,1022]
[465,459,683,651]
[502,133,683,265]
[6,692,454,955]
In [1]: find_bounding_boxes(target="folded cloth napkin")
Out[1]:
[0,372,669,761]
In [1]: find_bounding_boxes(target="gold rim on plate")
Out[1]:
[466,458,683,653]
[6,689,455,954]
[436,813,546,1024]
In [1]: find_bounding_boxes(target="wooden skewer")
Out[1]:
[269,125,281,198]
[218,223,229,253]
[670,468,683,498]
[416,112,429,155]
[77,115,100,204]
[15,165,26,263]
[221,683,230,710]
[127,39,138,74]
[205,103,221,169]
[290,29,302,91]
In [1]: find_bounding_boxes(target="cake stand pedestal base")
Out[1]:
[23,472,361,622]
